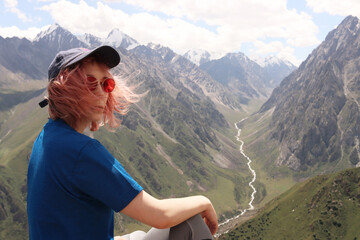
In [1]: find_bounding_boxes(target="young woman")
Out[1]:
[27,45,218,240]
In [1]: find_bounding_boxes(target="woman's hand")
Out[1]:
[201,200,218,235]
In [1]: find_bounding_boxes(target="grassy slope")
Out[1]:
[235,102,359,212]
[1,83,290,239]
[219,167,360,240]
[0,85,263,238]
[95,105,256,235]
[0,87,48,240]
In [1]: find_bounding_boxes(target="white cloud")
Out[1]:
[254,41,284,54]
[41,1,126,38]
[4,0,31,22]
[34,0,321,64]
[106,0,320,47]
[0,25,50,40]
[306,0,360,17]
[40,0,229,53]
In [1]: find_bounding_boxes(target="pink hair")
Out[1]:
[47,57,139,131]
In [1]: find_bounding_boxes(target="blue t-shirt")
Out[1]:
[27,119,143,240]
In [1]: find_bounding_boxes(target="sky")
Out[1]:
[1,0,359,66]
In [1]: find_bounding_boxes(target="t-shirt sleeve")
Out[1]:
[72,139,143,212]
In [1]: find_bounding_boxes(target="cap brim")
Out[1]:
[64,45,120,69]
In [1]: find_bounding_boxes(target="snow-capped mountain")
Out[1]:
[252,55,295,68]
[34,23,86,52]
[250,55,297,87]
[102,29,139,50]
[35,23,139,51]
[77,33,102,47]
[33,24,59,41]
[183,49,212,65]
[199,52,270,99]
[183,49,225,66]
[146,43,177,62]
[1,23,295,102]
[77,28,139,50]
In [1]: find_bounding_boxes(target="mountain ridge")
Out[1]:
[257,15,360,171]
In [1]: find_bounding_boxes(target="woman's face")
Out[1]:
[82,61,112,123]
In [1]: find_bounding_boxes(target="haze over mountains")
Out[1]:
[0,15,359,239]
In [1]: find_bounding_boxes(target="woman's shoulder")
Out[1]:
[43,118,95,152]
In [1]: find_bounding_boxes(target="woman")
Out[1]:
[27,45,218,240]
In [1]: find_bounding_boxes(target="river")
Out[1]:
[215,118,257,237]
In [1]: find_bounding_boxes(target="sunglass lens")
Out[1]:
[103,79,115,93]
[87,76,98,91]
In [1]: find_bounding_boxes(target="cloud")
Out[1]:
[36,0,321,64]
[254,41,285,54]
[0,25,50,39]
[106,0,320,47]
[41,1,126,38]
[40,0,227,52]
[306,0,360,17]
[4,0,31,22]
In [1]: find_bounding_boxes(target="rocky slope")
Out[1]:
[260,15,360,171]
[199,53,295,105]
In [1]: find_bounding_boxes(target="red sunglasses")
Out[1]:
[87,76,115,93]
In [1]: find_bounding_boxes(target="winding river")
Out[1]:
[216,118,257,236]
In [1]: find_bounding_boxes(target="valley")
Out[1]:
[1,15,360,239]
[215,118,258,238]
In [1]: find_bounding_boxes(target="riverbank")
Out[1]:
[214,119,258,238]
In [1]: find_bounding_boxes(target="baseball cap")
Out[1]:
[39,45,120,108]
[48,45,120,81]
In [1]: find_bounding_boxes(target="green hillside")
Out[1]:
[0,85,48,240]
[0,80,262,238]
[219,167,360,240]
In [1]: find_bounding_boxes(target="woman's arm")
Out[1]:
[121,190,218,235]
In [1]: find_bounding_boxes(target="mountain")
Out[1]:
[77,33,103,47]
[0,24,141,84]
[200,52,271,102]
[199,53,297,103]
[253,56,297,87]
[183,49,213,65]
[102,29,139,50]
[0,24,88,83]
[34,23,85,52]
[219,167,360,239]
[78,29,139,51]
[0,36,44,80]
[252,55,294,68]
[259,15,360,171]
[0,24,257,239]
[145,43,246,109]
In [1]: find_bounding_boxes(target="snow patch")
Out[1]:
[251,55,295,68]
[183,49,224,65]
[103,29,139,50]
[34,23,60,41]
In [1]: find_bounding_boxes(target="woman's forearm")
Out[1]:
[157,195,213,227]
[121,190,218,234]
